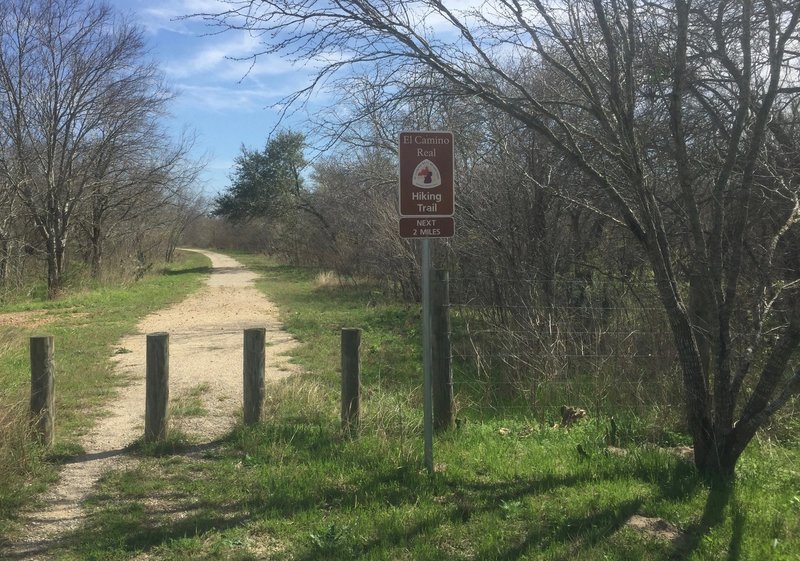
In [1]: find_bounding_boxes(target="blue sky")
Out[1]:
[108,0,318,197]
[107,0,485,197]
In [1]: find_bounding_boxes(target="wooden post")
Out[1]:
[432,270,454,431]
[341,328,361,434]
[243,327,267,425]
[145,332,169,443]
[30,335,55,446]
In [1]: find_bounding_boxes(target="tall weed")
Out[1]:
[0,402,52,524]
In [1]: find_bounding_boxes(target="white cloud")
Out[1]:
[163,34,300,82]
[172,83,284,112]
[164,33,251,78]
[111,0,245,39]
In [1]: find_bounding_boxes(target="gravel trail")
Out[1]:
[3,249,297,560]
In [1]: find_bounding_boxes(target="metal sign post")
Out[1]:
[398,130,454,475]
[421,238,434,473]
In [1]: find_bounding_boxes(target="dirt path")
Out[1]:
[4,250,297,560]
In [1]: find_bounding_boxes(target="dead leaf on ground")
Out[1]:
[625,515,687,546]
[0,310,52,329]
[666,445,694,462]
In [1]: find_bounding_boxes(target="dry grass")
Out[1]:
[0,400,45,525]
[0,327,28,450]
[263,376,332,424]
[0,323,27,480]
[313,270,340,288]
[313,270,376,290]
[0,310,52,329]
[0,326,19,356]
[0,400,35,468]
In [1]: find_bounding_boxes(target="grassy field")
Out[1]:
[39,253,799,561]
[0,250,212,539]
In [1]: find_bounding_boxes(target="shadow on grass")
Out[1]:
[673,480,743,561]
[161,266,212,276]
[286,468,641,561]
[245,261,318,283]
[65,500,250,557]
[480,500,643,561]
[54,417,729,561]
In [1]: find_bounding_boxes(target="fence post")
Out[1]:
[243,327,267,425]
[432,270,454,431]
[341,328,361,434]
[145,332,169,443]
[30,335,55,446]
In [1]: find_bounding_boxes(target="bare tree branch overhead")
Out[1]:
[191,0,800,479]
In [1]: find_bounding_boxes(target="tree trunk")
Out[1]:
[0,237,8,284]
[693,430,741,481]
[641,219,722,478]
[56,235,66,280]
[90,225,103,280]
[45,228,68,299]
[46,236,60,299]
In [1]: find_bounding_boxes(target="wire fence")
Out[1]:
[446,275,684,424]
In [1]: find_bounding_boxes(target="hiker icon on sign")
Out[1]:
[412,159,441,189]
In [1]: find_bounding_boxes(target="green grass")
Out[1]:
[234,258,423,392]
[41,253,799,561]
[0,250,212,539]
[171,383,212,418]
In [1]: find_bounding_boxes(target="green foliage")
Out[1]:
[213,131,306,221]
[170,383,211,419]
[308,523,350,554]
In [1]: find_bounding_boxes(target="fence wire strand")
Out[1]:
[446,276,683,421]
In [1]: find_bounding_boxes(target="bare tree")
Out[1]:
[77,128,201,278]
[0,0,173,296]
[197,0,800,479]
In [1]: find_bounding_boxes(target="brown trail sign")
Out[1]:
[398,131,454,221]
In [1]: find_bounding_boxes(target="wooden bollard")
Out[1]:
[30,335,55,446]
[432,270,454,431]
[243,327,266,425]
[341,328,361,434]
[145,332,169,443]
